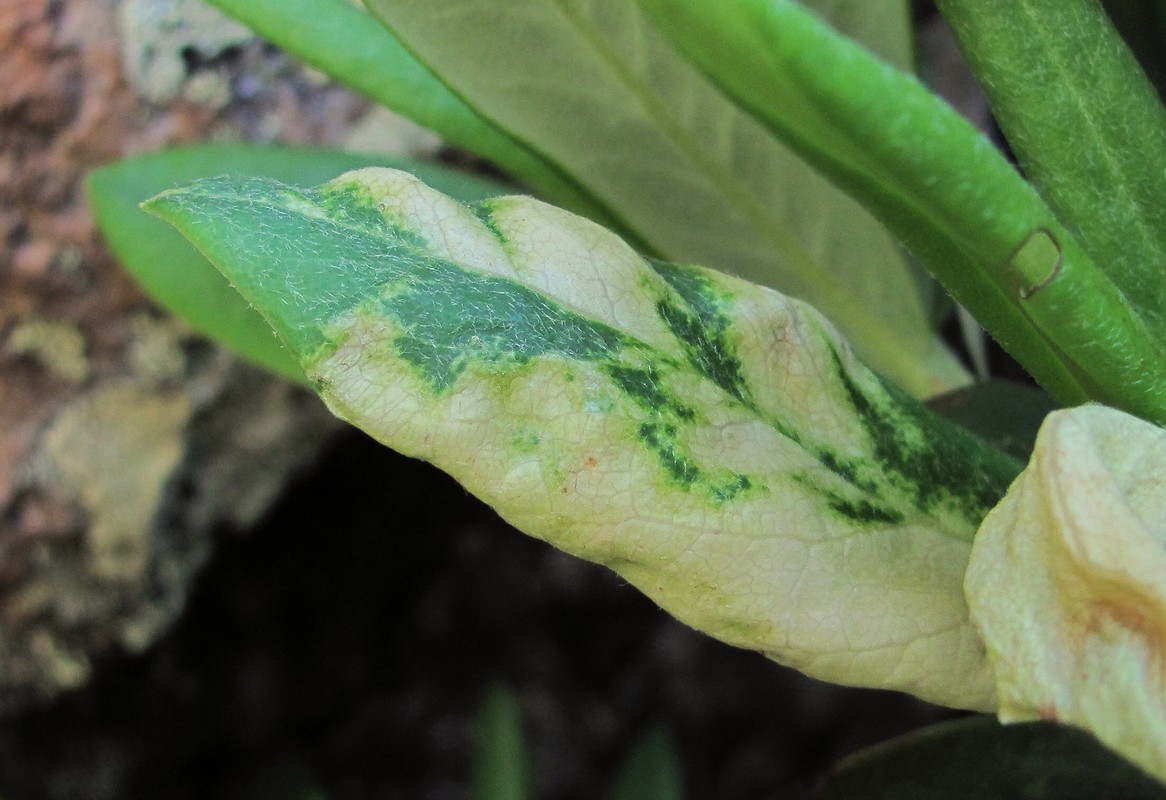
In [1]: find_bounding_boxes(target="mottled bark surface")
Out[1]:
[0,432,958,800]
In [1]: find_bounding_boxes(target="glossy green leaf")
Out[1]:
[473,687,530,800]
[636,0,1166,425]
[609,727,683,800]
[814,716,1165,799]
[144,167,1022,709]
[88,145,507,382]
[364,0,969,398]
[203,0,616,227]
[939,0,1166,339]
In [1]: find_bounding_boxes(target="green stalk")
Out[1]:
[637,0,1166,424]
[939,0,1166,338]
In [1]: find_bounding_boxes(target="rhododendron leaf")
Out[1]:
[144,167,1021,709]
[967,404,1166,782]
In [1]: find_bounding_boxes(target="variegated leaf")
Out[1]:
[144,167,1019,710]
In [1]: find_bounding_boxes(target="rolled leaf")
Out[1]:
[144,167,1021,710]
[966,404,1166,782]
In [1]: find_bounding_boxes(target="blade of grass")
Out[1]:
[472,687,530,800]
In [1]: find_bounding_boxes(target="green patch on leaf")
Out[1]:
[638,422,703,489]
[828,496,906,526]
[472,201,511,245]
[816,450,879,495]
[651,260,753,410]
[831,348,1016,525]
[373,264,630,393]
[605,364,695,422]
[145,167,1022,711]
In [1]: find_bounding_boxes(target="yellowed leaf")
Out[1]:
[966,403,1166,782]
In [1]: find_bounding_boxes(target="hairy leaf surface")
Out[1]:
[940,0,1166,338]
[145,168,1021,709]
[363,0,967,397]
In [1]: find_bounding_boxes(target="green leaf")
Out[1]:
[635,0,1166,426]
[202,0,616,227]
[814,716,1166,799]
[926,380,1058,461]
[364,0,969,398]
[88,144,508,382]
[144,167,1022,709]
[473,687,530,800]
[1102,0,1166,97]
[609,727,683,800]
[938,0,1166,340]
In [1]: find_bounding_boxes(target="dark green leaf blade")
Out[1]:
[926,380,1059,461]
[815,716,1166,799]
[88,144,507,382]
